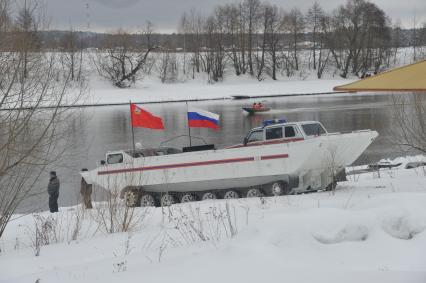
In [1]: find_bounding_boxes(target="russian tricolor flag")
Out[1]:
[187,107,220,130]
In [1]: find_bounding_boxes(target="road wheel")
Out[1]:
[267,181,291,196]
[246,188,263,198]
[124,190,139,207]
[271,182,284,196]
[180,193,195,203]
[223,190,239,199]
[201,192,217,201]
[140,193,156,207]
[161,193,175,207]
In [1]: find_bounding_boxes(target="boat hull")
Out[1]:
[82,138,321,193]
[293,130,378,192]
[81,130,378,195]
[242,107,271,114]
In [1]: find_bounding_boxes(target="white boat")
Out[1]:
[81,120,378,206]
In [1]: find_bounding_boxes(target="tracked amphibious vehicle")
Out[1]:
[81,120,378,207]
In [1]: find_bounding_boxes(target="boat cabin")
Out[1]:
[244,121,327,146]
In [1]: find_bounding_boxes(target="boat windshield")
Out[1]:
[301,123,327,137]
[107,153,123,164]
[247,130,264,143]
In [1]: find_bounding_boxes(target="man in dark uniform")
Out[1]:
[80,168,93,209]
[47,171,60,213]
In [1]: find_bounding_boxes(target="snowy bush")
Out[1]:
[313,223,369,244]
[381,210,426,240]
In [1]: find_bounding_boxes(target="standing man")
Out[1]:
[80,168,93,209]
[47,171,60,213]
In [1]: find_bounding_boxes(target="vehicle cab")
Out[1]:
[243,120,328,146]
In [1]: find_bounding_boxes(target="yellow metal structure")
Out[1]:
[334,60,426,92]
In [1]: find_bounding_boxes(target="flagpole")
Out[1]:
[186,101,192,147]
[130,100,136,152]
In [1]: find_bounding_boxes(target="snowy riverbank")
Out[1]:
[71,75,356,106]
[68,47,415,106]
[1,156,425,283]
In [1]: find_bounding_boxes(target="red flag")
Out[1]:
[130,104,165,130]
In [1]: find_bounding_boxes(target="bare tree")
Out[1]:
[417,22,426,60]
[203,13,226,83]
[180,9,204,79]
[172,0,392,81]
[331,0,391,78]
[60,29,84,81]
[0,0,11,49]
[256,3,275,80]
[214,2,256,77]
[220,4,244,76]
[392,94,426,154]
[325,145,340,195]
[0,50,84,239]
[356,2,391,76]
[242,0,261,76]
[92,185,143,234]
[156,44,178,83]
[316,14,331,78]
[91,164,149,234]
[264,5,282,80]
[412,14,418,62]
[283,8,304,71]
[306,2,324,70]
[13,0,44,79]
[179,12,188,75]
[390,20,402,65]
[93,23,155,88]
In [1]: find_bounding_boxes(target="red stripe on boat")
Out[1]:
[263,138,304,145]
[226,137,304,149]
[261,154,289,160]
[97,153,289,175]
[98,157,254,175]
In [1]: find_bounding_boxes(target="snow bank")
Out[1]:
[381,209,426,240]
[70,74,355,106]
[0,157,425,283]
[313,221,370,244]
[65,48,413,106]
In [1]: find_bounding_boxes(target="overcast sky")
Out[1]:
[43,0,425,32]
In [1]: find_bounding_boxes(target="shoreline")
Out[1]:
[1,90,350,111]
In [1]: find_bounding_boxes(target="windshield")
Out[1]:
[247,130,264,143]
[107,153,123,164]
[301,123,326,136]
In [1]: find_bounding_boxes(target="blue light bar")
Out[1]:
[262,118,286,127]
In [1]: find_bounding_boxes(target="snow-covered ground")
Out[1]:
[74,74,355,106]
[64,49,362,106]
[68,46,420,106]
[1,156,425,283]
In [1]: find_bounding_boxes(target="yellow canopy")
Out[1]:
[333,60,426,92]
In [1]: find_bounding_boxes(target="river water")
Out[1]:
[25,93,406,212]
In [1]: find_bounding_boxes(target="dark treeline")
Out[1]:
[40,27,421,52]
